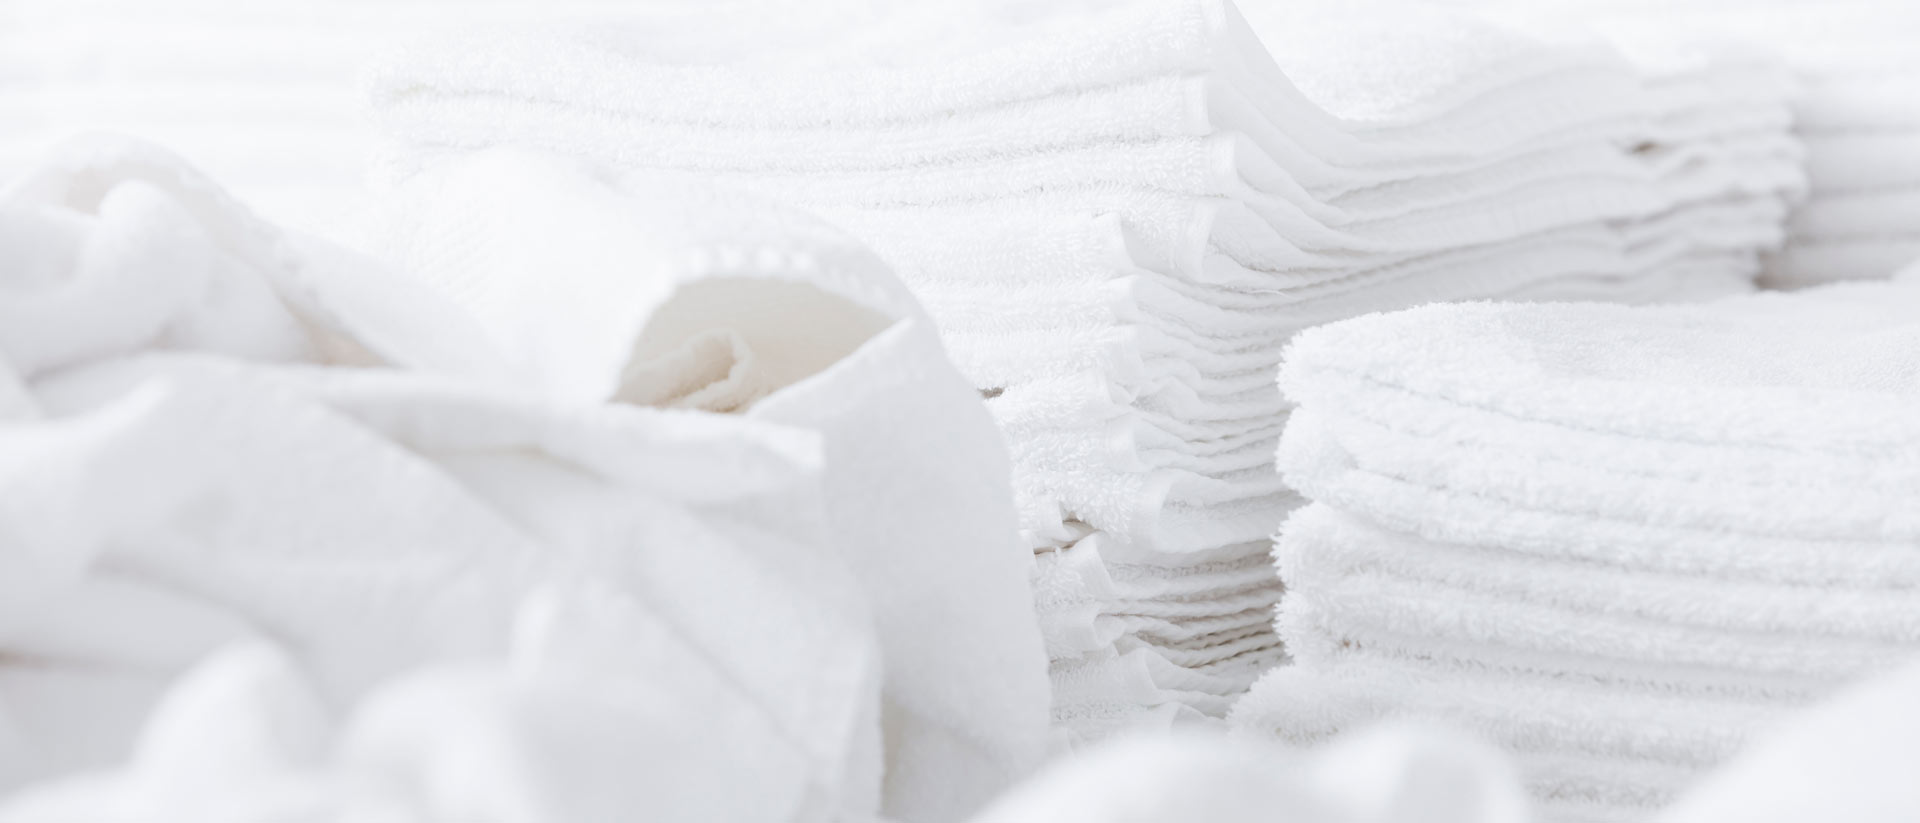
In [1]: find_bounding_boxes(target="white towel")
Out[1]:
[363,0,1800,742]
[1658,655,1920,823]
[0,137,890,812]
[1443,0,1920,285]
[1,583,877,823]
[1243,266,1920,820]
[369,148,1051,823]
[970,725,1527,823]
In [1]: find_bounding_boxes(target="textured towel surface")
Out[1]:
[363,0,1801,742]
[1238,270,1920,821]
[367,148,1050,823]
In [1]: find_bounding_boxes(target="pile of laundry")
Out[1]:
[1235,269,1920,821]
[0,139,1049,823]
[364,0,1802,738]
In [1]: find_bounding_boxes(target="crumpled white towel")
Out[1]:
[0,583,866,823]
[969,724,1527,823]
[0,137,890,816]
[368,148,1050,823]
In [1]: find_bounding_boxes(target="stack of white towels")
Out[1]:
[1232,268,1920,822]
[363,0,1803,739]
[1441,0,1920,287]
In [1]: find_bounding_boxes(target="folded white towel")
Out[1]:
[1802,133,1920,194]
[1278,275,1920,453]
[1247,264,1920,820]
[1285,505,1920,647]
[1451,0,1920,285]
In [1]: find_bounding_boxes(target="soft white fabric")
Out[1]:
[970,725,1527,823]
[1659,656,1920,823]
[369,148,1050,823]
[0,584,862,823]
[0,136,894,819]
[1240,270,1920,821]
[1441,0,1920,286]
[365,0,1800,741]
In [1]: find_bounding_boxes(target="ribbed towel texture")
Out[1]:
[1444,0,1920,287]
[1231,267,1920,823]
[363,0,1802,740]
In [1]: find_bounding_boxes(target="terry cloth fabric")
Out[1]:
[365,0,1802,741]
[0,136,890,820]
[1233,269,1920,822]
[366,148,1051,823]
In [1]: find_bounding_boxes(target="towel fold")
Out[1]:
[1237,269,1920,821]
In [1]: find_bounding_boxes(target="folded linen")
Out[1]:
[1241,266,1920,820]
[365,0,1802,743]
[1446,0,1920,285]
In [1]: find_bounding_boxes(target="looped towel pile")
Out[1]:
[1233,267,1920,822]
